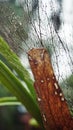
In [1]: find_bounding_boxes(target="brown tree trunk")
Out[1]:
[28,48,73,130]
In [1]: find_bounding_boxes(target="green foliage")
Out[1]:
[0,37,43,128]
[66,75,73,88]
[0,97,21,106]
[61,74,73,116]
[0,37,36,100]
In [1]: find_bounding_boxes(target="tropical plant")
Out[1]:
[0,37,44,128]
